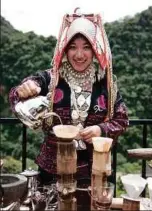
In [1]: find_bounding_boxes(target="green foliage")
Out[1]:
[2,156,22,174]
[1,156,38,174]
[1,31,56,93]
[105,6,152,119]
[26,158,38,171]
[116,176,125,197]
[0,16,57,116]
[1,124,23,158]
[1,124,44,161]
[118,162,141,174]
[26,129,44,160]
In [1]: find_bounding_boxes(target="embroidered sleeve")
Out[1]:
[9,70,51,112]
[9,86,20,113]
[98,92,129,140]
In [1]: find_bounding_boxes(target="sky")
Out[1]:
[1,0,152,38]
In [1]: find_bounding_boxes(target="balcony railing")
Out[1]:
[1,118,152,196]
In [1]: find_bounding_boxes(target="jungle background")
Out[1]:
[1,7,152,196]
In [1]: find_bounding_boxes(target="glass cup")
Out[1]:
[31,186,50,210]
[90,182,114,210]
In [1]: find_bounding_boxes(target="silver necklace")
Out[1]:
[60,62,95,150]
[60,62,96,91]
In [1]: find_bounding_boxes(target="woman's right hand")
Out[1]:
[16,80,41,99]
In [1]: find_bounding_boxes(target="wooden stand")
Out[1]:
[123,198,140,211]
[57,140,77,175]
[58,197,77,211]
[57,138,77,211]
[91,150,112,210]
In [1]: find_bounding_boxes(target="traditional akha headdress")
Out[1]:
[48,8,117,122]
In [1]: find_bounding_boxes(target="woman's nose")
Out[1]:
[76,49,83,59]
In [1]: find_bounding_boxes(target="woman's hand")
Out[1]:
[80,125,101,144]
[17,80,41,99]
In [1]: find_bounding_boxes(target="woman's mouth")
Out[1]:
[74,60,86,64]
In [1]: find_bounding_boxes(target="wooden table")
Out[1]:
[19,197,152,210]
[3,194,151,210]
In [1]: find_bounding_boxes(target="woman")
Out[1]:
[9,11,129,185]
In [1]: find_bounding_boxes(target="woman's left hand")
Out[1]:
[80,125,101,144]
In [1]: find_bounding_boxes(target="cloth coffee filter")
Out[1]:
[147,177,152,200]
[92,137,113,152]
[121,174,147,199]
[53,125,80,139]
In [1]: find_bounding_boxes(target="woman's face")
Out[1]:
[66,35,94,72]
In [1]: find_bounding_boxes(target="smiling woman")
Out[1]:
[66,34,94,72]
[9,9,129,185]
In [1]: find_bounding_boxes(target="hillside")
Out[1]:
[105,6,152,119]
[1,16,17,37]
[1,15,57,115]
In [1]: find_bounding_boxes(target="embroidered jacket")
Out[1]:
[9,70,129,176]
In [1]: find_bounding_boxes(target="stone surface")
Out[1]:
[0,174,27,207]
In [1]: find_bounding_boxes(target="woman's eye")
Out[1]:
[69,45,76,50]
[84,45,91,50]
